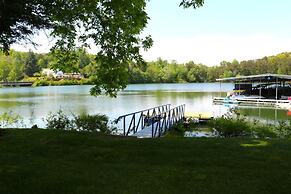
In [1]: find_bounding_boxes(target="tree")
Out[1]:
[180,0,204,8]
[10,51,25,81]
[0,0,52,53]
[0,0,204,96]
[25,50,39,76]
[78,49,92,70]
[0,55,11,82]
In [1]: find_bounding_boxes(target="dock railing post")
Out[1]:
[276,78,278,102]
[123,117,126,136]
[151,118,154,138]
[260,78,262,99]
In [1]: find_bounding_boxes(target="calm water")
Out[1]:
[0,83,290,127]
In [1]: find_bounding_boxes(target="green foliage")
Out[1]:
[74,114,112,133]
[172,123,187,133]
[0,0,52,52]
[25,50,39,76]
[32,78,93,87]
[50,49,80,73]
[274,121,291,139]
[210,116,251,137]
[180,0,205,8]
[251,124,277,139]
[0,56,11,82]
[129,52,291,83]
[0,0,206,97]
[0,111,24,128]
[45,110,114,134]
[210,115,291,139]
[1,0,154,97]
[45,110,73,130]
[2,49,291,87]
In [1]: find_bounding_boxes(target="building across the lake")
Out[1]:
[41,69,84,79]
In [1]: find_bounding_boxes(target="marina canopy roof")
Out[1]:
[216,74,291,83]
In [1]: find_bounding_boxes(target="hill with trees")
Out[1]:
[1,50,291,84]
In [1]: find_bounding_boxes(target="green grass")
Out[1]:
[1,129,291,194]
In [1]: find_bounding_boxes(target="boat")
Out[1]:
[223,97,240,104]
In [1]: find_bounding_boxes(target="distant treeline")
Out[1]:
[129,53,291,83]
[0,49,96,82]
[1,50,291,83]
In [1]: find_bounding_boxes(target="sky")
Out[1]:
[12,0,291,66]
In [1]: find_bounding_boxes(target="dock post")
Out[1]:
[260,78,262,99]
[276,78,278,100]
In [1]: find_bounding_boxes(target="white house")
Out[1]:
[42,68,55,77]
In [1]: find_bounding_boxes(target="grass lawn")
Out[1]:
[1,129,291,194]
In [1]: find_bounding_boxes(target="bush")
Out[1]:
[74,113,111,133]
[210,116,251,138]
[252,124,277,138]
[0,111,24,128]
[210,115,291,139]
[274,121,291,139]
[33,77,93,86]
[45,110,115,134]
[45,110,73,130]
[172,122,187,132]
[165,122,187,137]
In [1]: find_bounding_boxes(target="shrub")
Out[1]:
[210,115,291,139]
[45,110,73,130]
[0,111,24,128]
[210,116,251,138]
[165,122,186,137]
[251,124,277,138]
[171,122,187,133]
[33,78,93,86]
[274,121,291,139]
[45,110,115,134]
[33,78,49,86]
[74,114,111,133]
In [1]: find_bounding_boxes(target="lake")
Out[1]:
[0,83,290,128]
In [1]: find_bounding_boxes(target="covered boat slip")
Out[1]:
[214,74,291,107]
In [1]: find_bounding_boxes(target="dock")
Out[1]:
[213,97,290,108]
[134,122,161,138]
[0,82,33,87]
[215,74,291,108]
[115,104,185,138]
[185,112,214,123]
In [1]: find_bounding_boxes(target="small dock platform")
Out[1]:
[0,82,33,87]
[185,112,213,123]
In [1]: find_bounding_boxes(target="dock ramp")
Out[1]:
[115,104,185,138]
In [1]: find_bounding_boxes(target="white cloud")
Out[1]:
[142,34,291,66]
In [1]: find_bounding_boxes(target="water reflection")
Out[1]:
[237,107,291,123]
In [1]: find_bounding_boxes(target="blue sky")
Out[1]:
[141,0,291,65]
[13,0,291,66]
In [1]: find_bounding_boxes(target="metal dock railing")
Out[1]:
[115,104,185,138]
